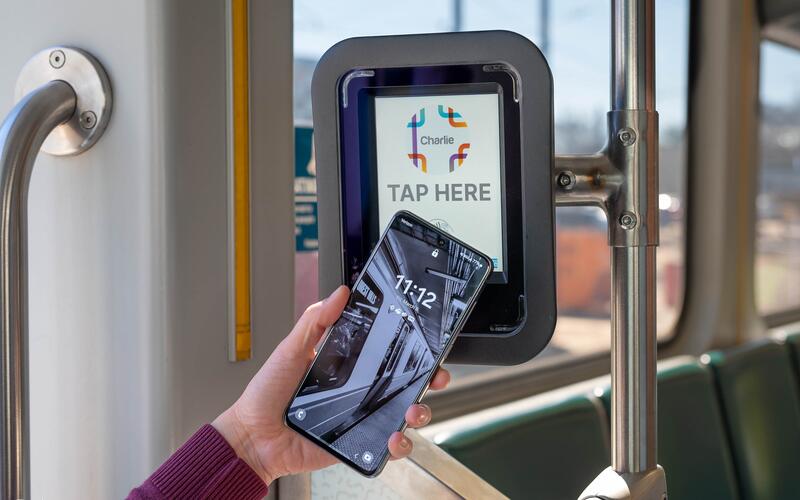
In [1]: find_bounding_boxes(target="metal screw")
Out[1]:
[79,111,97,130]
[618,127,637,147]
[619,211,637,230]
[556,171,575,190]
[49,50,66,69]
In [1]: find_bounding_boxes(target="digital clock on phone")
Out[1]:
[395,274,437,309]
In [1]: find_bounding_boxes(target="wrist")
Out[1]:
[212,407,274,485]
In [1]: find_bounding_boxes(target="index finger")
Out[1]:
[428,367,451,391]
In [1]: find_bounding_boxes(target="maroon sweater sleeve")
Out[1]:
[128,424,268,500]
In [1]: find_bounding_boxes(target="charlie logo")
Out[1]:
[406,105,471,174]
[388,100,491,204]
[437,104,467,127]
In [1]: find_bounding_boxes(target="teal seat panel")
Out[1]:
[707,340,800,500]
[597,358,739,500]
[784,331,800,383]
[436,395,609,500]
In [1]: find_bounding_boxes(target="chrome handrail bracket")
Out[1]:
[1,46,111,500]
[15,47,112,156]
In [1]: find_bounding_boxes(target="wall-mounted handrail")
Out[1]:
[0,79,75,500]
[0,46,111,500]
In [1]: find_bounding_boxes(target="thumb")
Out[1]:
[238,286,350,412]
[280,285,349,361]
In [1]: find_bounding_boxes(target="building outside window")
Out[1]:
[756,41,800,316]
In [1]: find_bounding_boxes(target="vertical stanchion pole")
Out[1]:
[609,0,657,476]
[611,246,657,473]
[555,0,664,497]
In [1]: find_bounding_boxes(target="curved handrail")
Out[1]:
[0,80,76,500]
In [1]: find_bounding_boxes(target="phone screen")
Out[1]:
[286,211,491,475]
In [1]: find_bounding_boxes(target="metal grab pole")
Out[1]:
[612,0,654,111]
[0,80,76,500]
[554,0,664,498]
[610,0,657,476]
[611,246,657,473]
[0,46,111,500]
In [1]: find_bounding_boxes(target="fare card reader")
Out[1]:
[314,31,556,365]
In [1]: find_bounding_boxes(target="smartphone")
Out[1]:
[285,210,492,476]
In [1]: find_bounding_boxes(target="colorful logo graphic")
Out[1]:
[407,108,428,173]
[406,105,471,174]
[437,105,467,127]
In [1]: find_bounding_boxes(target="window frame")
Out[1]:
[291,0,694,422]
[755,38,800,323]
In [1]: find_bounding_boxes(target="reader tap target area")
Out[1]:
[314,30,557,365]
[376,94,505,271]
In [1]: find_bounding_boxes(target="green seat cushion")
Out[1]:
[436,395,609,500]
[784,331,800,383]
[596,358,739,500]
[706,340,800,500]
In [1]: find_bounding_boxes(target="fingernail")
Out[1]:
[399,437,411,449]
[417,405,431,425]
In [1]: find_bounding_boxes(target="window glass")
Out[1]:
[293,0,688,382]
[756,41,800,315]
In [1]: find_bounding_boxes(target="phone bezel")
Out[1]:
[284,209,493,477]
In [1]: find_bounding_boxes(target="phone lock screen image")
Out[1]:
[286,211,491,475]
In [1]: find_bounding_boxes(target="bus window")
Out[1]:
[293,0,688,388]
[756,41,800,317]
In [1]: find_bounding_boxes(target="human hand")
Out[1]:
[212,285,451,485]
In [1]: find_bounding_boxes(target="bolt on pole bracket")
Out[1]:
[553,109,659,249]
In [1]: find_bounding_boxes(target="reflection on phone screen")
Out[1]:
[287,214,489,473]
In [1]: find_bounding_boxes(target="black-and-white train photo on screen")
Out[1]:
[287,212,491,474]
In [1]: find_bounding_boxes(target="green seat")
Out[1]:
[784,331,800,383]
[706,340,800,500]
[434,394,609,500]
[596,358,739,500]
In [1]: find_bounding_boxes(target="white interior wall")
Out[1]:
[0,1,294,497]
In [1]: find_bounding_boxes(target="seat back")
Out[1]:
[784,331,800,382]
[432,394,609,500]
[706,340,800,500]
[596,357,739,500]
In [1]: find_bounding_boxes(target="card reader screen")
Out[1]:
[374,93,504,272]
